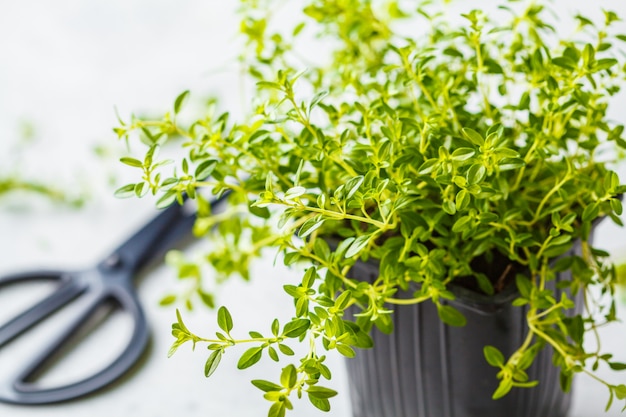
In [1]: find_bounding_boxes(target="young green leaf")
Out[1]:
[280,364,298,389]
[268,401,287,417]
[195,160,217,180]
[308,396,331,412]
[298,217,325,238]
[120,157,143,168]
[436,304,467,327]
[461,128,484,146]
[174,90,190,114]
[492,378,513,399]
[345,234,372,258]
[307,386,338,399]
[483,346,505,368]
[336,343,356,358]
[237,347,263,369]
[217,306,234,333]
[282,319,311,338]
[252,380,283,393]
[114,184,137,199]
[204,349,223,377]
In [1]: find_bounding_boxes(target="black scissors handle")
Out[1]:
[0,270,147,404]
[0,192,227,404]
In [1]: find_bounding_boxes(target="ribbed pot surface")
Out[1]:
[345,247,583,417]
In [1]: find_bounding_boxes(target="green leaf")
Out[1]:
[307,386,338,399]
[280,364,298,389]
[336,343,356,358]
[195,160,217,180]
[278,344,295,356]
[302,267,318,288]
[268,402,286,417]
[334,290,352,310]
[345,176,364,200]
[550,235,572,246]
[611,198,623,215]
[308,395,331,412]
[217,306,234,333]
[282,319,311,338]
[442,200,456,215]
[609,362,626,371]
[114,183,137,199]
[492,378,513,399]
[436,304,467,327]
[451,147,476,161]
[249,204,271,219]
[582,43,595,67]
[453,176,467,188]
[518,91,530,110]
[484,345,505,367]
[309,90,329,111]
[257,80,283,90]
[298,216,325,238]
[120,157,143,168]
[204,349,222,377]
[198,290,215,308]
[156,190,179,209]
[594,58,618,71]
[285,186,306,200]
[606,388,615,412]
[268,346,279,362]
[516,275,532,299]
[417,158,439,175]
[498,158,525,171]
[560,369,574,393]
[252,380,283,393]
[466,164,487,185]
[475,273,495,295]
[452,215,472,233]
[174,90,190,114]
[461,128,484,146]
[263,317,276,338]
[552,56,577,70]
[345,234,372,258]
[582,202,600,222]
[237,346,263,369]
[313,238,331,262]
[159,294,177,306]
[134,182,147,198]
[455,190,470,211]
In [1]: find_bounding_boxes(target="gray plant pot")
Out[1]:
[345,245,584,417]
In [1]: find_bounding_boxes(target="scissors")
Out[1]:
[0,192,226,405]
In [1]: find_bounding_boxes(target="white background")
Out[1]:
[1,1,626,416]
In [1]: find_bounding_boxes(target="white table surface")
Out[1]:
[1,1,626,416]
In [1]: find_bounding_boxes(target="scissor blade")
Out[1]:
[0,281,85,348]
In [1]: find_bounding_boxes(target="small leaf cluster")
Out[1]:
[115,0,626,414]
[170,304,344,415]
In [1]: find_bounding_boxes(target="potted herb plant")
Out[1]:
[113,0,626,415]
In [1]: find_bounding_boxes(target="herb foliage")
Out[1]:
[115,0,626,414]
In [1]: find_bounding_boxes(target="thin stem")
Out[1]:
[532,173,572,223]
[385,294,432,305]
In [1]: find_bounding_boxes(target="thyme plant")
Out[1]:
[115,0,626,414]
